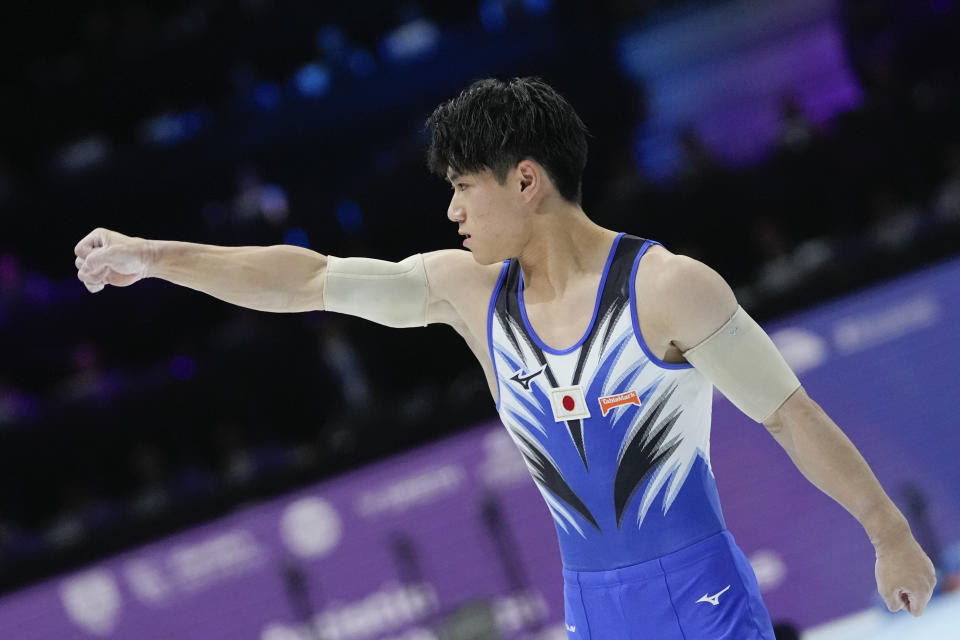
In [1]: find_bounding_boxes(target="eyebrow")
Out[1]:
[446,171,461,183]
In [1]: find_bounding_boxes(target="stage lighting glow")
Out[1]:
[56,136,110,173]
[617,0,861,180]
[140,110,206,147]
[283,227,310,248]
[479,0,507,31]
[260,185,289,223]
[24,275,55,306]
[335,199,365,234]
[293,63,330,97]
[523,0,553,16]
[316,25,347,55]
[253,83,281,111]
[379,19,439,64]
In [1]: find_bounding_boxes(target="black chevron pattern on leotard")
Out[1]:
[613,384,683,528]
[508,425,600,531]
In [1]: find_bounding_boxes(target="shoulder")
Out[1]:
[635,245,738,351]
[422,249,505,292]
[422,250,505,329]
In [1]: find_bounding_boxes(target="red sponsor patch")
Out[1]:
[598,390,641,416]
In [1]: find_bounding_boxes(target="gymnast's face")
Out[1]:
[446,166,531,265]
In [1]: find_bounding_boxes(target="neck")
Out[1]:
[517,205,617,301]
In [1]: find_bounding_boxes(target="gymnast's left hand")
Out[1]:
[874,529,937,616]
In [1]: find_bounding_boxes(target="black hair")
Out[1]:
[426,77,589,204]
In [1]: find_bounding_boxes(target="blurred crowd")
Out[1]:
[0,0,958,593]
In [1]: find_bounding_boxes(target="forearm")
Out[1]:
[147,240,327,313]
[764,389,910,548]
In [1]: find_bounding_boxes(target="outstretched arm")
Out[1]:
[75,228,502,400]
[654,253,936,617]
[75,228,497,330]
[75,228,327,313]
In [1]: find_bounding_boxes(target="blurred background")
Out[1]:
[1,0,959,638]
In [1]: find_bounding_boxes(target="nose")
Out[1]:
[447,194,465,223]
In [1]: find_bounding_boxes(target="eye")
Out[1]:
[457,183,468,191]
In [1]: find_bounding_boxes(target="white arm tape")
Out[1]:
[682,306,801,423]
[323,254,429,328]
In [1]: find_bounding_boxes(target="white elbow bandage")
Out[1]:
[682,306,801,423]
[323,254,429,328]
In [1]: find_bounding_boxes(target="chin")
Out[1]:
[471,249,508,265]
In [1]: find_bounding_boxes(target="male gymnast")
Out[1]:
[75,77,936,639]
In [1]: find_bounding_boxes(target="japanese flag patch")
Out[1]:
[550,385,591,422]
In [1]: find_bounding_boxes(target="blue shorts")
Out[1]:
[562,531,776,640]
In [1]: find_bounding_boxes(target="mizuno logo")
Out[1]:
[565,623,576,632]
[696,585,731,606]
[509,364,547,391]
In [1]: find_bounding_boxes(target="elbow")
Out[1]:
[763,413,784,434]
[763,386,810,434]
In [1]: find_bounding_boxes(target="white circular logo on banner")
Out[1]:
[749,550,787,591]
[124,559,173,605]
[280,497,342,559]
[770,327,829,374]
[59,569,122,636]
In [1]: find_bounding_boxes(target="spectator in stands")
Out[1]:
[213,421,292,487]
[44,485,121,550]
[55,342,122,405]
[868,188,925,253]
[752,218,802,297]
[0,378,39,427]
[933,144,960,224]
[776,94,819,153]
[0,518,42,563]
[317,317,373,418]
[232,165,290,226]
[130,444,171,518]
[0,253,22,303]
[676,125,718,186]
[214,421,257,488]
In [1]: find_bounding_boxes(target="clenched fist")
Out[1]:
[875,529,937,616]
[74,228,153,292]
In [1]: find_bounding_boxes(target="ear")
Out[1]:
[515,159,541,201]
